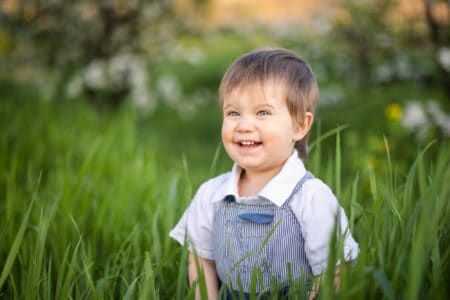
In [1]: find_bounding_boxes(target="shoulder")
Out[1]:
[289,176,340,219]
[170,171,231,259]
[302,177,337,201]
[194,171,232,203]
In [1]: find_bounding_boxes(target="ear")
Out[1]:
[293,112,314,141]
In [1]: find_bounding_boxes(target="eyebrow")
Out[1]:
[257,103,274,108]
[223,104,235,110]
[222,102,276,110]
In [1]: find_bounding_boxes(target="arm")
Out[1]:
[294,181,359,299]
[307,265,342,300]
[188,253,219,300]
[307,274,322,300]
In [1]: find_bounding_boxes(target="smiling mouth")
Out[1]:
[237,141,262,147]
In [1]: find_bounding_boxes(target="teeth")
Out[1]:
[241,141,256,145]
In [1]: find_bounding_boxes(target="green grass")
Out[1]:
[0,99,449,299]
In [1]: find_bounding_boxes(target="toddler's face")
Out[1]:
[221,80,310,176]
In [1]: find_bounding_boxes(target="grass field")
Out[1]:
[1,98,449,299]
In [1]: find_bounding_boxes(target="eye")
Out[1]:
[226,111,240,117]
[257,110,271,116]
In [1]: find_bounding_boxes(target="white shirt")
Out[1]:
[169,151,359,275]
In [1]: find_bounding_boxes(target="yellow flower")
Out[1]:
[368,156,379,169]
[385,103,403,121]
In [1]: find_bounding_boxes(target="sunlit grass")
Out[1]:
[0,99,449,299]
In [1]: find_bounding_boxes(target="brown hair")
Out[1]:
[219,48,319,160]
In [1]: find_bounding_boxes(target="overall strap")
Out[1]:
[282,171,315,207]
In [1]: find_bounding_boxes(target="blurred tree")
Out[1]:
[424,0,450,102]
[332,0,449,103]
[332,0,397,83]
[0,0,206,109]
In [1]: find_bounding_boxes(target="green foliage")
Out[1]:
[0,0,197,107]
[1,98,449,299]
[0,99,192,298]
[324,0,450,102]
[0,0,181,65]
[1,2,449,297]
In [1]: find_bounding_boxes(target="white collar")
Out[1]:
[217,150,307,207]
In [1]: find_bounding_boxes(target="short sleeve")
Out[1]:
[169,181,217,259]
[290,179,359,276]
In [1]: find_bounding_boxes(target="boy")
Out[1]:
[170,48,359,299]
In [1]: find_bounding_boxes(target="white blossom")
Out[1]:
[437,47,450,72]
[84,60,109,89]
[312,16,332,35]
[66,74,83,98]
[402,101,430,140]
[183,47,205,65]
[156,74,182,107]
[375,63,394,82]
[402,100,450,140]
[66,53,155,113]
[395,55,414,79]
[109,53,134,88]
[427,101,450,136]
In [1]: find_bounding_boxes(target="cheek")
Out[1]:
[221,122,235,157]
[221,121,230,141]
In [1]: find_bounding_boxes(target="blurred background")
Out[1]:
[1,1,450,298]
[1,0,449,178]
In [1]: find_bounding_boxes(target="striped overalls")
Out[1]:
[213,173,314,297]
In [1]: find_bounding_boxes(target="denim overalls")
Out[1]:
[213,172,314,297]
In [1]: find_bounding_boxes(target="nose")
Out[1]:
[236,116,255,132]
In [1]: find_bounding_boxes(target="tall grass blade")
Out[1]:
[139,252,159,300]
[335,128,341,198]
[208,142,222,176]
[372,269,395,300]
[123,275,140,300]
[258,220,281,256]
[309,124,348,152]
[382,136,402,224]
[0,173,41,289]
[25,196,60,299]
[55,237,83,299]
[175,247,189,300]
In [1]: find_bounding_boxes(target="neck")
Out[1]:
[238,167,281,197]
